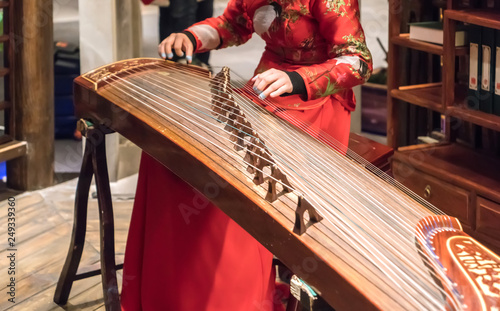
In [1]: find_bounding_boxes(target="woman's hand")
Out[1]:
[158,33,193,63]
[251,69,293,100]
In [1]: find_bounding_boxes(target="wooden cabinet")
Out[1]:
[476,197,500,249]
[388,1,500,252]
[392,160,471,224]
[390,143,500,252]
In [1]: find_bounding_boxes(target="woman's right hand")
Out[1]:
[158,33,194,63]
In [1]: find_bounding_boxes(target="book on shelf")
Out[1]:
[417,136,439,144]
[494,30,500,116]
[480,27,495,114]
[409,21,467,46]
[468,25,482,110]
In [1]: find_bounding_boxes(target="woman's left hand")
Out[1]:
[251,69,293,100]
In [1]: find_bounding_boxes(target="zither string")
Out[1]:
[100,65,460,310]
[150,63,441,219]
[123,66,458,310]
[121,64,450,249]
[102,64,460,308]
[101,72,450,310]
[139,68,444,243]
[166,63,446,216]
[147,63,448,233]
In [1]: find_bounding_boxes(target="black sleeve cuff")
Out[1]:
[282,71,307,97]
[182,31,197,51]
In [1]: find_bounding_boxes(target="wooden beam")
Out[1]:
[387,0,402,148]
[8,0,54,190]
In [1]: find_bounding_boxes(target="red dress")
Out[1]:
[121,1,371,310]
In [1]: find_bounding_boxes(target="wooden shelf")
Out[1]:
[390,83,443,112]
[388,0,500,255]
[393,143,500,203]
[446,10,500,30]
[391,34,468,56]
[447,106,500,132]
[0,140,27,163]
[0,1,9,9]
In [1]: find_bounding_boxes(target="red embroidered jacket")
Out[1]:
[187,0,372,111]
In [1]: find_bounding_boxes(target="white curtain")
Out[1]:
[79,0,143,181]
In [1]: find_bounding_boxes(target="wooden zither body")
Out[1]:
[73,58,500,310]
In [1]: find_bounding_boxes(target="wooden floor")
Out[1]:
[0,175,136,310]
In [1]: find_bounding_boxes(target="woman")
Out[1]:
[122,0,372,310]
[140,0,214,65]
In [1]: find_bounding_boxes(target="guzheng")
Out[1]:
[74,58,500,311]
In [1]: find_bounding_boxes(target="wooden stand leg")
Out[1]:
[92,135,120,310]
[54,139,94,304]
[54,121,120,310]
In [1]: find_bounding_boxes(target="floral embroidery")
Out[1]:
[316,76,341,97]
[323,0,351,16]
[300,37,314,49]
[281,4,309,22]
[219,20,245,47]
[282,9,302,23]
[340,33,371,61]
[190,0,373,105]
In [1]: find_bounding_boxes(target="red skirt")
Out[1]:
[121,98,350,311]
